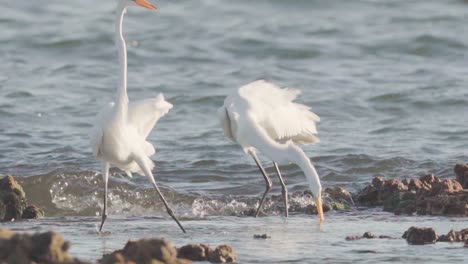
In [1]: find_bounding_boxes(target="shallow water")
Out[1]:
[1,0,468,262]
[4,212,468,263]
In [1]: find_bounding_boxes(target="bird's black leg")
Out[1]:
[135,155,186,233]
[273,162,289,217]
[250,152,273,217]
[99,162,110,232]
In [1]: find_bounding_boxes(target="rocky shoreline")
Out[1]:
[1,163,467,263]
[346,227,468,247]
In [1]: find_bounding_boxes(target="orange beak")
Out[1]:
[135,0,157,11]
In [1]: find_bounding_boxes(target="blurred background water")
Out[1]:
[0,0,468,262]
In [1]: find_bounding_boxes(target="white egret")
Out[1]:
[89,0,185,232]
[218,80,324,222]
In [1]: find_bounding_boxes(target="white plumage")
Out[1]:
[88,0,185,233]
[218,80,324,222]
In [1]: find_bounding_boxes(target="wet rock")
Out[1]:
[430,179,463,196]
[356,177,405,207]
[362,232,376,239]
[382,179,406,200]
[403,227,438,245]
[408,179,428,192]
[0,229,87,264]
[178,244,212,262]
[0,176,27,221]
[22,205,45,219]
[420,174,440,185]
[355,177,384,206]
[402,178,410,186]
[0,175,45,222]
[120,238,181,264]
[208,245,237,263]
[424,191,468,216]
[102,238,236,264]
[324,187,354,205]
[253,234,271,239]
[437,229,468,242]
[454,164,468,189]
[345,235,362,241]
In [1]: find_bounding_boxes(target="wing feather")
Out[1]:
[128,93,173,139]
[238,80,320,145]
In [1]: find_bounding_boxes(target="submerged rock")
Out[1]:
[0,229,87,264]
[345,232,396,241]
[253,234,271,239]
[0,175,44,221]
[362,232,376,239]
[403,227,438,245]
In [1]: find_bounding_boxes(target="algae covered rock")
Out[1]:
[0,175,27,221]
[403,227,438,245]
[0,175,45,221]
[22,205,45,219]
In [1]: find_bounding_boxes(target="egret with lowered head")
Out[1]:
[218,80,324,222]
[89,0,186,233]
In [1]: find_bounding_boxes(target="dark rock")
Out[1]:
[208,245,237,263]
[0,176,45,222]
[378,235,395,239]
[402,179,410,186]
[22,205,45,219]
[178,244,211,262]
[425,191,468,216]
[120,238,180,264]
[253,234,271,239]
[345,235,362,241]
[372,177,385,189]
[454,164,468,189]
[355,181,382,206]
[383,193,401,212]
[324,187,354,205]
[403,227,438,245]
[0,176,27,221]
[437,229,468,242]
[0,229,87,264]
[363,232,376,239]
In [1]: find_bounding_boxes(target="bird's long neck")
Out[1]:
[286,144,322,196]
[115,2,129,112]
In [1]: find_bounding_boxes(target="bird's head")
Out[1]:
[124,0,157,11]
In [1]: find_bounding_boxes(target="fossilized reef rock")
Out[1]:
[355,164,468,216]
[0,228,88,264]
[101,238,237,264]
[0,175,45,221]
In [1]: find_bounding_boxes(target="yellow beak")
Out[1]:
[135,0,157,11]
[315,196,324,223]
